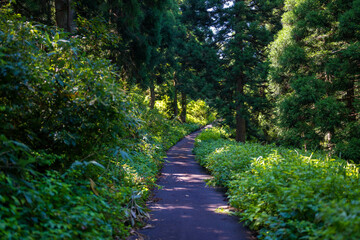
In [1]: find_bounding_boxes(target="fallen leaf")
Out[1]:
[89,178,99,196]
[142,224,154,229]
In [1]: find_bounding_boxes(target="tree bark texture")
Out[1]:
[234,0,246,143]
[55,0,74,32]
[236,76,246,142]
[180,92,187,123]
[149,83,155,109]
[173,80,178,117]
[346,81,357,121]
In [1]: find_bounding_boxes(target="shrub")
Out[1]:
[0,7,204,239]
[0,7,133,169]
[194,127,360,239]
[187,100,217,126]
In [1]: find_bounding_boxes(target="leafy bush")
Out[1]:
[194,127,360,240]
[187,100,217,126]
[0,171,133,239]
[154,97,216,126]
[0,7,204,239]
[0,7,134,169]
[195,126,229,142]
[154,95,174,119]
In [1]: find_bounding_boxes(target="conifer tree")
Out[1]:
[176,0,221,122]
[216,0,284,142]
[269,0,359,159]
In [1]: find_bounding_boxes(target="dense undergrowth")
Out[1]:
[0,8,214,239]
[194,127,360,240]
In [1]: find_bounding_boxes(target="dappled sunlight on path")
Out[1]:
[130,126,255,240]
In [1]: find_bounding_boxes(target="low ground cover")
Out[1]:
[194,127,360,240]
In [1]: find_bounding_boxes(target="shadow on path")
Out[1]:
[130,126,256,240]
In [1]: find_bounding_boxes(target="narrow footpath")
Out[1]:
[132,127,255,240]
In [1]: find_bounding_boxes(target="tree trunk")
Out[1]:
[149,83,155,109]
[236,77,246,142]
[346,80,356,121]
[46,1,52,25]
[234,0,246,143]
[55,0,73,32]
[180,92,187,123]
[67,0,72,32]
[173,80,178,117]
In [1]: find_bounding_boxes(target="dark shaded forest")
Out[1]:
[0,0,359,239]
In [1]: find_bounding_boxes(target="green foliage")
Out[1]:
[0,104,197,239]
[194,128,360,239]
[213,0,285,142]
[73,0,177,85]
[4,0,360,237]
[75,16,121,60]
[11,0,54,26]
[154,97,216,127]
[154,95,174,119]
[195,126,229,143]
[186,100,217,126]
[0,6,206,239]
[0,7,133,167]
[269,0,360,161]
[0,134,35,177]
[0,171,131,239]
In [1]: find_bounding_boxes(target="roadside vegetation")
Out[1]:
[194,127,360,240]
[1,0,359,239]
[0,6,215,239]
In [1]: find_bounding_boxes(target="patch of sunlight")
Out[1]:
[215,206,233,215]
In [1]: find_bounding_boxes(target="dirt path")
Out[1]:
[132,127,255,240]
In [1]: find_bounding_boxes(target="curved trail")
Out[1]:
[132,127,255,240]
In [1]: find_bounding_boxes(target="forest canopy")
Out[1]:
[0,0,359,239]
[3,0,359,160]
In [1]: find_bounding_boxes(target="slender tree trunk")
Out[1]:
[236,77,246,142]
[149,83,155,109]
[55,0,73,32]
[46,1,52,25]
[234,0,246,143]
[55,0,66,29]
[173,80,178,117]
[259,84,269,141]
[180,92,187,123]
[346,80,356,121]
[67,0,72,32]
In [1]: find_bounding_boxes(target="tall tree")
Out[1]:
[216,0,284,142]
[175,0,221,122]
[55,0,74,32]
[269,0,359,159]
[73,0,174,85]
[11,0,74,32]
